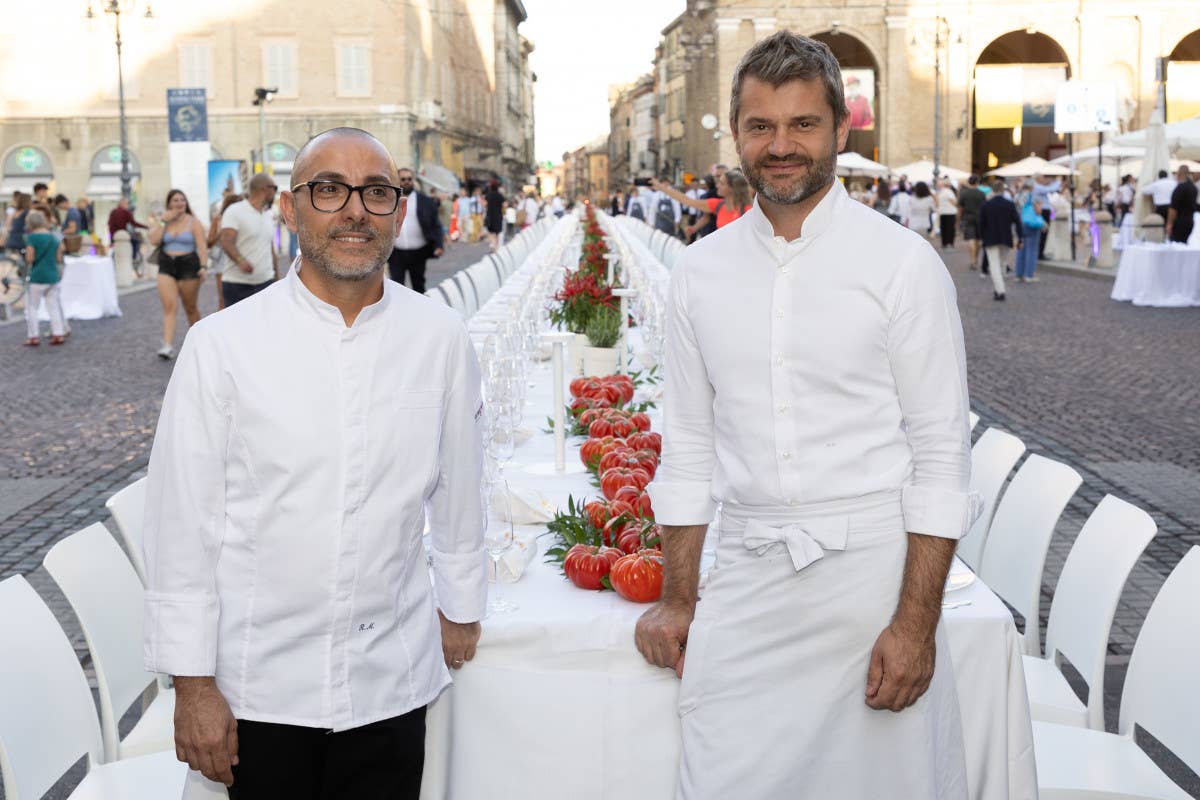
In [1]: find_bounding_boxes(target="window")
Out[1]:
[178,42,214,96]
[262,41,299,97]
[336,40,371,97]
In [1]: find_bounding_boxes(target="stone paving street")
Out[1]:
[1,235,1198,796]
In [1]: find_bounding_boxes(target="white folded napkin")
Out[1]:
[490,482,555,524]
[489,531,538,583]
[514,425,534,446]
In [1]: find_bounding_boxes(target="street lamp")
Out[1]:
[913,17,951,182]
[86,0,153,201]
[252,87,278,174]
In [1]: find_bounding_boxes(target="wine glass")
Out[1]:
[484,479,518,616]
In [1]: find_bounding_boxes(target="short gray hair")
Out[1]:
[730,30,848,132]
[25,209,47,230]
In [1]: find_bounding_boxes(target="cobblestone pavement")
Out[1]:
[2,238,1198,796]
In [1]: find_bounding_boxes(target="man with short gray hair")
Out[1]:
[636,30,973,798]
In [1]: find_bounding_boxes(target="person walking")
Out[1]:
[434,188,453,242]
[148,189,209,359]
[957,175,986,272]
[654,169,753,233]
[206,193,243,311]
[886,182,911,227]
[978,179,1024,301]
[1031,174,1061,259]
[1142,169,1176,220]
[907,181,935,237]
[1166,166,1198,244]
[935,179,958,249]
[219,174,278,307]
[107,197,148,270]
[1015,182,1046,283]
[519,190,540,231]
[21,210,66,346]
[143,127,486,798]
[4,192,30,263]
[387,168,444,294]
[484,180,504,251]
[871,181,892,217]
[636,32,971,799]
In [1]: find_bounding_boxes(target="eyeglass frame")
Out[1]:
[289,179,409,215]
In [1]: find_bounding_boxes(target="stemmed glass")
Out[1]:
[482,476,518,616]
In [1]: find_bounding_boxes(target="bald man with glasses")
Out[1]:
[144,128,486,798]
[386,168,444,295]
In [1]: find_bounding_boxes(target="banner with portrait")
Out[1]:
[974,64,1067,128]
[840,68,875,131]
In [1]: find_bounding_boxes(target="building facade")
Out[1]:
[608,74,656,189]
[562,135,609,204]
[0,0,535,218]
[648,0,1200,178]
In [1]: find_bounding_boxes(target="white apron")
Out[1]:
[677,491,967,800]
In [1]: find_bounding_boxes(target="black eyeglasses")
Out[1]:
[290,180,407,215]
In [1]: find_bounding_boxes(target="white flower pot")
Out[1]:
[567,333,589,376]
[582,345,619,377]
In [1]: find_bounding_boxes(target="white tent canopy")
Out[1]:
[1133,105,1171,223]
[1113,114,1200,159]
[987,155,1075,178]
[836,151,890,177]
[1049,144,1145,166]
[889,159,971,184]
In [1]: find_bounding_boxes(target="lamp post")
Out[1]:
[932,17,948,182]
[87,1,153,201]
[252,87,278,174]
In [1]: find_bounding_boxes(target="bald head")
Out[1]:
[292,127,397,186]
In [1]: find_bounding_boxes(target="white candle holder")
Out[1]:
[611,288,638,374]
[523,331,585,476]
[602,253,620,286]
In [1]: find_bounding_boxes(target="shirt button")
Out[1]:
[788,498,798,507]
[775,356,784,367]
[781,451,792,460]
[775,308,784,318]
[781,266,791,274]
[778,402,789,414]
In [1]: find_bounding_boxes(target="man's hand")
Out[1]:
[173,676,239,786]
[439,609,480,670]
[1016,240,1024,249]
[238,259,253,273]
[433,247,444,257]
[635,600,694,678]
[865,621,936,712]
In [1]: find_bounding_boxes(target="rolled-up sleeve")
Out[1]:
[888,247,983,539]
[646,260,718,525]
[142,325,228,676]
[427,326,488,623]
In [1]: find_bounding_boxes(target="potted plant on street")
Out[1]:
[582,304,621,376]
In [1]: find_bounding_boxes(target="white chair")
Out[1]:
[1022,496,1156,730]
[968,411,980,430]
[0,575,187,799]
[1032,546,1200,800]
[44,523,176,762]
[105,477,148,584]
[425,286,450,306]
[956,428,1026,571]
[440,277,466,315]
[454,273,479,317]
[978,453,1082,656]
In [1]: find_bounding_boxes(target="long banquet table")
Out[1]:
[35,254,122,321]
[417,216,1038,800]
[1112,241,1200,307]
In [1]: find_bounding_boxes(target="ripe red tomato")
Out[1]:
[579,437,608,469]
[609,550,664,602]
[615,521,646,555]
[630,449,658,479]
[579,408,602,427]
[563,544,622,591]
[588,418,613,439]
[569,377,589,399]
[600,466,652,499]
[630,412,652,432]
[599,437,628,457]
[583,500,610,530]
[609,418,636,439]
[635,491,654,519]
[606,498,637,522]
[612,485,642,505]
[599,448,636,473]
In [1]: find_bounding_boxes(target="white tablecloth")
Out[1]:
[421,218,1037,800]
[1112,242,1200,307]
[36,254,121,321]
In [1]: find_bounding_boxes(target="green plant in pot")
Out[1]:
[582,305,622,376]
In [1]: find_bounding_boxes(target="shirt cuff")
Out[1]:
[143,592,219,677]
[646,479,718,527]
[901,485,984,540]
[431,545,488,624]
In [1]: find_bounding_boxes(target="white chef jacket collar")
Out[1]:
[746,177,846,245]
[289,257,392,329]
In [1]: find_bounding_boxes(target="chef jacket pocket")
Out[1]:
[678,600,720,717]
[385,389,445,479]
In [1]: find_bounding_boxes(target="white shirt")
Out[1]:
[521,197,540,225]
[550,196,565,214]
[1117,182,1135,205]
[647,181,976,540]
[626,192,650,219]
[219,199,275,284]
[907,195,935,231]
[142,267,487,731]
[394,193,428,250]
[887,191,911,224]
[650,191,683,224]
[1143,177,1177,206]
[936,186,958,215]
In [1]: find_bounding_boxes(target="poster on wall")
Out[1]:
[974,64,1067,128]
[1166,62,1200,123]
[841,68,875,130]
[208,160,244,209]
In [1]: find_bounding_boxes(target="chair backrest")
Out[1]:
[425,286,450,306]
[978,453,1082,655]
[968,411,980,431]
[0,575,103,799]
[44,522,158,763]
[484,254,506,284]
[1118,546,1200,773]
[454,273,479,317]
[956,428,1026,570]
[105,476,148,584]
[469,262,498,307]
[1044,495,1155,730]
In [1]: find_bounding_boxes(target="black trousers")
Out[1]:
[1038,208,1052,258]
[1170,216,1195,244]
[388,248,428,294]
[939,215,956,247]
[228,707,426,800]
[222,280,273,307]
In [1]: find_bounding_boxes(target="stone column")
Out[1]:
[715,17,744,166]
[111,230,135,288]
[882,15,910,167]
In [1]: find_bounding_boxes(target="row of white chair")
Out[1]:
[426,217,556,317]
[613,215,686,270]
[961,421,1198,798]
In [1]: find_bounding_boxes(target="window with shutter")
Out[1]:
[178,42,214,96]
[262,41,298,97]
[337,41,371,97]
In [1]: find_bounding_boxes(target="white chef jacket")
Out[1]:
[647,180,976,540]
[142,266,487,731]
[1142,177,1177,206]
[394,193,428,250]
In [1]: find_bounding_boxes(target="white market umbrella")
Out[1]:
[1133,103,1171,222]
[1049,144,1145,166]
[836,151,890,177]
[1114,114,1200,160]
[416,162,461,194]
[987,155,1075,178]
[889,158,971,185]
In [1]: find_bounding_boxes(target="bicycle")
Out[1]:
[0,250,26,320]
